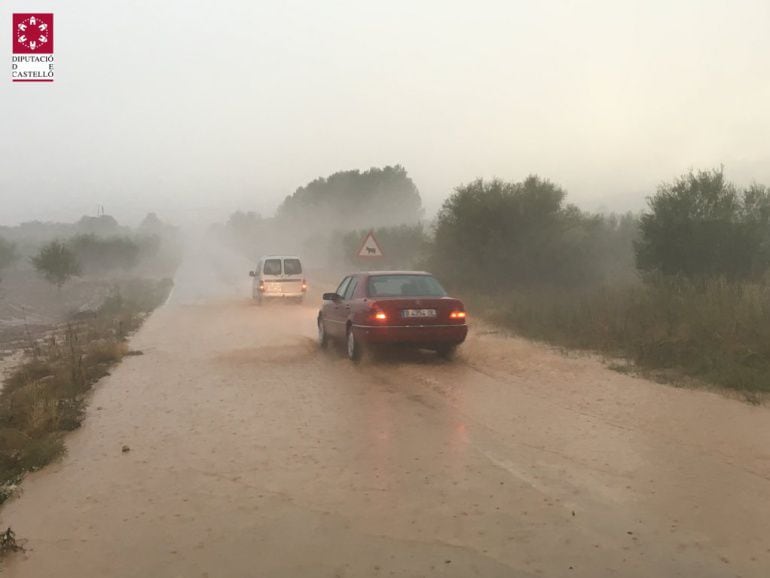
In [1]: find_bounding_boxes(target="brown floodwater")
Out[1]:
[2,257,770,577]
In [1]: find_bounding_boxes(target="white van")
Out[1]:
[249,255,306,304]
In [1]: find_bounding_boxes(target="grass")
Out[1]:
[0,527,22,554]
[464,277,770,398]
[0,278,172,504]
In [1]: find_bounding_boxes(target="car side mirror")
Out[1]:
[249,271,256,277]
[322,292,341,302]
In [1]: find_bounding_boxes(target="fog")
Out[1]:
[1,0,770,226]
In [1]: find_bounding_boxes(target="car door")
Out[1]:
[324,276,351,338]
[340,275,359,326]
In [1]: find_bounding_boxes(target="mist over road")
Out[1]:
[3,250,770,577]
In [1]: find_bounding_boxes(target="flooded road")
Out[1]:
[3,260,770,576]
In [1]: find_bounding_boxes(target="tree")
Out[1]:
[430,176,638,290]
[432,176,565,288]
[0,237,17,282]
[276,165,423,232]
[31,241,81,288]
[635,168,770,280]
[139,212,176,237]
[69,234,141,274]
[219,211,268,257]
[138,212,164,233]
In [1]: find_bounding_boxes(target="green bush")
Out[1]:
[636,168,770,280]
[69,234,143,273]
[31,240,81,288]
[431,176,638,289]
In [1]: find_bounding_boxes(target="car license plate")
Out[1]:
[402,309,437,318]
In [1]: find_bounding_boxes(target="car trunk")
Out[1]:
[371,297,464,326]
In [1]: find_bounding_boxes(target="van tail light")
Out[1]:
[449,310,466,320]
[301,279,308,292]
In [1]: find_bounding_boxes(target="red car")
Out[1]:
[318,271,468,361]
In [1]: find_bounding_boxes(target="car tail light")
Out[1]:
[370,304,388,322]
[449,310,466,320]
[258,281,265,292]
[302,279,308,292]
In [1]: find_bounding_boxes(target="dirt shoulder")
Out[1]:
[0,276,172,507]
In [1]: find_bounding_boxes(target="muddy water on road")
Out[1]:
[3,291,770,577]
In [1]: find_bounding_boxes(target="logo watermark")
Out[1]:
[12,14,54,83]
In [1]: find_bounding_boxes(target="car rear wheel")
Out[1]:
[346,327,363,362]
[318,317,328,348]
[436,345,457,360]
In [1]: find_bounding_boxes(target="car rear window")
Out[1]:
[367,275,447,297]
[263,259,282,275]
[283,258,302,275]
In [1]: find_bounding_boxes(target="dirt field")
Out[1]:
[0,269,116,360]
[1,255,769,577]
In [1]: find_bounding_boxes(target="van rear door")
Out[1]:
[261,258,283,295]
[282,258,303,295]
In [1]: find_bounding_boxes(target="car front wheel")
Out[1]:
[318,317,328,348]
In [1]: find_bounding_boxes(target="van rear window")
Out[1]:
[263,259,282,275]
[283,259,302,275]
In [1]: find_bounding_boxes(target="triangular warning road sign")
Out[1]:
[357,230,384,258]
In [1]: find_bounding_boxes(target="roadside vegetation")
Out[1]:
[0,278,172,503]
[430,169,770,398]
[0,213,180,506]
[30,234,176,289]
[466,279,770,398]
[0,238,17,284]
[1,212,181,285]
[31,241,81,288]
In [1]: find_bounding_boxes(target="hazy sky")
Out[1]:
[1,0,769,226]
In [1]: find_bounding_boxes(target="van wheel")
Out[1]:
[346,327,363,362]
[318,317,328,349]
